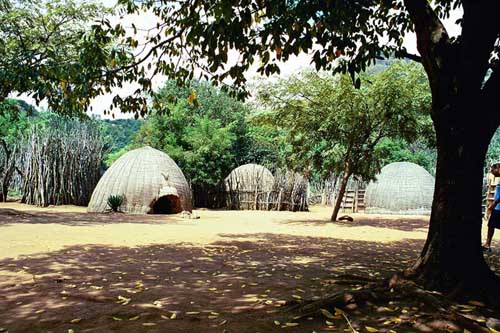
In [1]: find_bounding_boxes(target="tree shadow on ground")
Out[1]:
[0,209,188,226]
[0,233,498,332]
[279,214,430,232]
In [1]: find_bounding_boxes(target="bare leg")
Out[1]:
[485,227,495,248]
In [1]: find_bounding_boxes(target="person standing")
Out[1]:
[483,163,500,251]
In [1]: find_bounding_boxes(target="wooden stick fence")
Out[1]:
[225,169,308,211]
[17,118,104,207]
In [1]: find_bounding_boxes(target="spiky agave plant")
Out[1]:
[107,194,125,212]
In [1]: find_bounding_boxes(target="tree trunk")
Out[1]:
[0,182,8,202]
[0,140,14,202]
[331,168,351,222]
[406,102,500,303]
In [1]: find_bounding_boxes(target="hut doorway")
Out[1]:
[150,195,182,214]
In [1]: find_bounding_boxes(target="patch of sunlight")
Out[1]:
[291,256,323,264]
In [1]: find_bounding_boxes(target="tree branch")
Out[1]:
[460,1,500,91]
[395,49,422,63]
[403,0,450,80]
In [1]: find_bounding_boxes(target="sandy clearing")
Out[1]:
[0,204,429,260]
[0,202,87,213]
[0,203,498,333]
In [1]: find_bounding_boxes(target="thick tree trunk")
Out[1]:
[406,102,500,303]
[331,169,351,222]
[402,0,500,306]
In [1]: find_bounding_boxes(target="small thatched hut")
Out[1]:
[224,164,274,210]
[225,164,275,192]
[88,146,192,214]
[364,162,435,215]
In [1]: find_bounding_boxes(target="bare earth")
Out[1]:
[0,203,498,333]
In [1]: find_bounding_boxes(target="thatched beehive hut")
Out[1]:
[225,163,274,192]
[88,146,192,214]
[364,162,435,215]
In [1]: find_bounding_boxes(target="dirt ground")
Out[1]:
[0,203,498,333]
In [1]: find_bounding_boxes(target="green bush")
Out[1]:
[107,194,125,212]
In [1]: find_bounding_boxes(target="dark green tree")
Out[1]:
[102,119,142,152]
[376,138,437,175]
[0,99,29,201]
[245,119,291,170]
[134,81,250,207]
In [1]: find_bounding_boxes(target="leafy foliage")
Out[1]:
[81,0,496,113]
[93,0,424,102]
[0,99,30,146]
[255,61,433,220]
[104,145,133,168]
[134,81,250,186]
[107,194,125,212]
[244,120,291,170]
[0,0,127,115]
[103,119,142,152]
[376,138,437,175]
[256,61,432,181]
[0,99,31,200]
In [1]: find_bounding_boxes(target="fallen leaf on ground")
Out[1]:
[320,309,336,319]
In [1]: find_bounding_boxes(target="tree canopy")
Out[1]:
[133,81,250,194]
[0,0,128,114]
[256,61,432,220]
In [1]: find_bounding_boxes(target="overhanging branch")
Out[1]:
[460,1,500,90]
[403,0,450,79]
[395,49,422,63]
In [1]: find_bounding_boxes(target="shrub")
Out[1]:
[107,194,125,212]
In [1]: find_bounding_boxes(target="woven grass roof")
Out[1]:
[225,163,275,192]
[88,146,192,214]
[365,162,435,215]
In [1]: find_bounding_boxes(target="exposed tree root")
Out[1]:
[284,287,379,318]
[323,273,379,286]
[282,273,499,332]
[406,260,500,309]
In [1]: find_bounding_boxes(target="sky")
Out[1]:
[12,2,462,119]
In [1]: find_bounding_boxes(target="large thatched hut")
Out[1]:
[225,163,274,192]
[88,146,192,214]
[364,162,435,215]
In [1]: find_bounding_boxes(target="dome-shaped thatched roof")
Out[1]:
[365,162,435,215]
[225,164,274,192]
[88,146,192,214]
